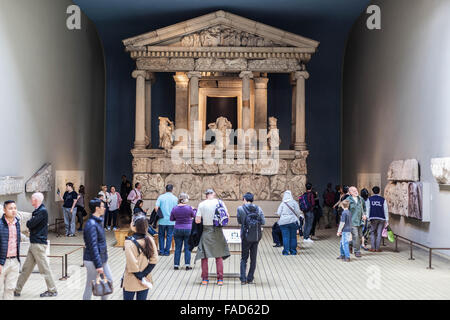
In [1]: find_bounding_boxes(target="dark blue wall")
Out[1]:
[75,1,370,194]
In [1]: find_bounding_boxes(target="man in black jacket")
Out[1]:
[83,198,113,300]
[14,193,57,298]
[0,200,21,300]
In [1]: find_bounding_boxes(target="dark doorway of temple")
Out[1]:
[206,96,238,145]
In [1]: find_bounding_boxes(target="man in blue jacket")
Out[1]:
[15,193,57,297]
[83,198,113,300]
[0,200,21,300]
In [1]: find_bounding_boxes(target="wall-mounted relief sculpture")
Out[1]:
[430,157,450,184]
[267,117,281,150]
[25,163,52,193]
[55,170,85,202]
[158,117,175,151]
[387,159,419,182]
[384,159,430,222]
[0,176,23,196]
[208,116,232,150]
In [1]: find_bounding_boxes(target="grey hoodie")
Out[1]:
[276,191,303,226]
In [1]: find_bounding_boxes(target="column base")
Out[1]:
[294,142,307,151]
[134,141,146,149]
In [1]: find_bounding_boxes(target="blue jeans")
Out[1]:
[340,232,351,258]
[123,289,149,300]
[303,211,314,239]
[173,228,192,267]
[279,223,297,255]
[148,226,157,236]
[158,224,174,255]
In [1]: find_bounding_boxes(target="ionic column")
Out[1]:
[173,72,189,131]
[187,71,202,147]
[254,76,269,132]
[132,70,148,149]
[239,71,253,131]
[145,72,155,148]
[290,73,296,149]
[294,71,310,151]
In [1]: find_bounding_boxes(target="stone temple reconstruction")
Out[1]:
[123,10,317,203]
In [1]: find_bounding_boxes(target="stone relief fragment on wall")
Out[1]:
[25,163,52,193]
[165,174,202,200]
[0,176,23,196]
[431,157,450,184]
[134,174,165,200]
[202,174,240,200]
[180,26,281,47]
[387,159,419,182]
[239,175,270,201]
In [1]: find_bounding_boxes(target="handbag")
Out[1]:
[382,226,388,238]
[91,273,113,297]
[387,225,395,243]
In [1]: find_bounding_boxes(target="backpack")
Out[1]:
[213,199,229,227]
[299,192,312,212]
[324,191,335,207]
[243,207,262,242]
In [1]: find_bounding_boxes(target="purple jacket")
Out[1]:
[170,205,195,229]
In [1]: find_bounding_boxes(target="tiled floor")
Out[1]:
[15,227,450,300]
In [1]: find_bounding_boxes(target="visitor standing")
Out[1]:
[99,185,111,230]
[128,182,142,212]
[120,175,132,215]
[367,186,389,252]
[108,186,122,231]
[15,193,57,298]
[170,193,195,270]
[123,215,158,300]
[0,201,21,300]
[322,183,335,229]
[276,190,302,255]
[237,192,265,285]
[334,185,349,226]
[337,200,352,262]
[154,185,178,256]
[58,182,79,237]
[195,189,230,286]
[75,185,87,231]
[82,198,113,300]
[360,188,370,251]
[300,183,315,243]
[310,189,322,239]
[347,186,367,258]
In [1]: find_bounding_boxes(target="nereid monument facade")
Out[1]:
[123,10,319,201]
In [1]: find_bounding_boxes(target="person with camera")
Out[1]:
[82,198,113,300]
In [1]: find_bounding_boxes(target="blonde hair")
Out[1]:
[341,199,350,209]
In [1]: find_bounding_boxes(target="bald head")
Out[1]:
[31,192,44,208]
[349,187,358,197]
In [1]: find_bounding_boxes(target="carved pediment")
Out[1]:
[123,10,319,51]
[177,25,282,47]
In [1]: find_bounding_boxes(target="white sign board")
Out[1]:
[223,229,241,244]
[55,170,85,202]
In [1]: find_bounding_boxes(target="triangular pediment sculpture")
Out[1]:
[123,10,319,51]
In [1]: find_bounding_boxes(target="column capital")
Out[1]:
[173,72,189,88]
[146,71,156,83]
[239,71,254,79]
[294,71,310,80]
[132,70,148,79]
[254,77,269,89]
[187,71,202,79]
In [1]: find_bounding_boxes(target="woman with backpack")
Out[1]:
[122,215,158,300]
[276,190,303,255]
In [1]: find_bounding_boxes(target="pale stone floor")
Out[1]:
[14,227,450,300]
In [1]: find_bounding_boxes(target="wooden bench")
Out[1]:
[114,228,133,247]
